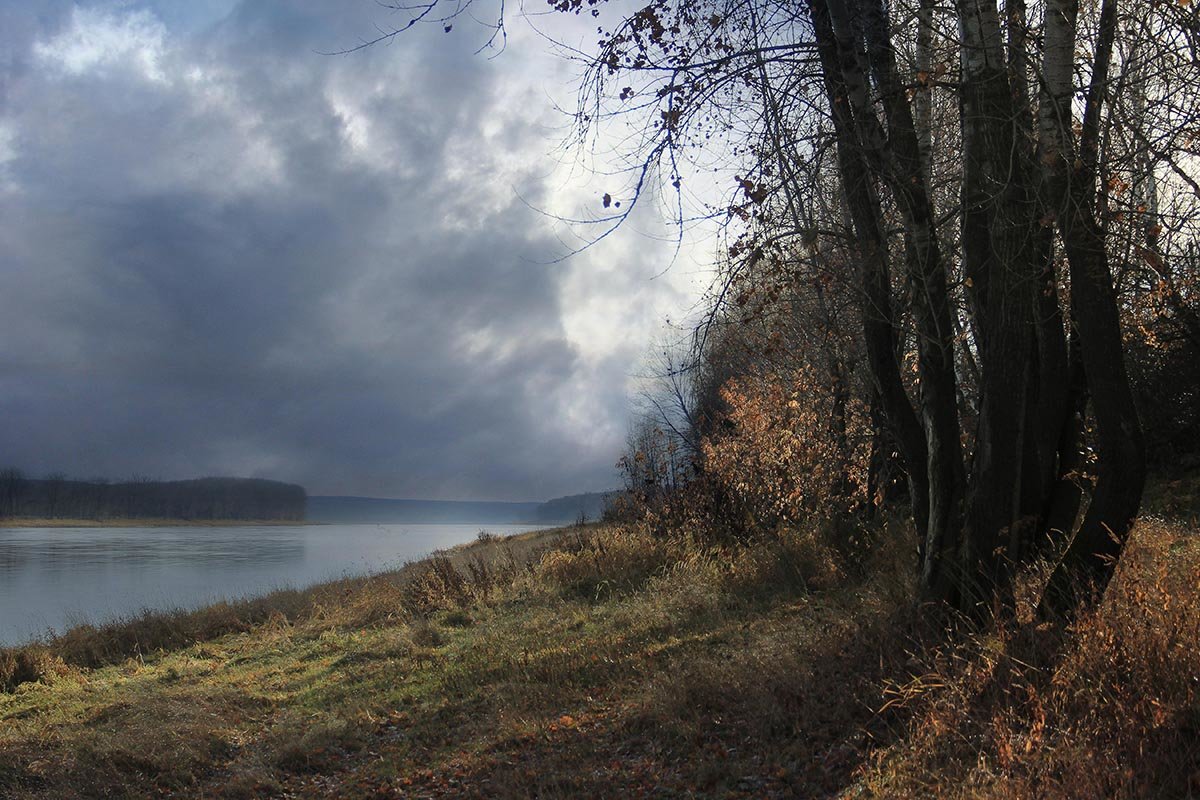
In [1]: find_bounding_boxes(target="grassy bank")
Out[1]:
[1,515,1197,798]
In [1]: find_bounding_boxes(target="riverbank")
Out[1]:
[0,517,311,528]
[1,515,1197,798]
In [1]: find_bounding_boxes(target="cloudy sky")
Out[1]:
[0,0,704,501]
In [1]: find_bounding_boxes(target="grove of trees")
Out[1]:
[389,0,1200,622]
[0,471,307,521]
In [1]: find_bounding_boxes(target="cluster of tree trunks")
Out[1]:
[807,0,1145,619]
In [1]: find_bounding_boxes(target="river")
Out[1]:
[0,522,547,646]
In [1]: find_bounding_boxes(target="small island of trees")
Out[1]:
[0,471,306,522]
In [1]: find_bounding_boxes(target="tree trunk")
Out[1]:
[953,0,1049,615]
[1040,0,1146,617]
[809,0,932,542]
[835,0,966,605]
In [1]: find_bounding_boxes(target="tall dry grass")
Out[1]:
[856,518,1200,798]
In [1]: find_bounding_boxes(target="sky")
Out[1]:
[0,0,707,501]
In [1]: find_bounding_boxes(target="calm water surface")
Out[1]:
[0,523,546,646]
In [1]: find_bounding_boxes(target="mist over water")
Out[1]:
[0,523,547,646]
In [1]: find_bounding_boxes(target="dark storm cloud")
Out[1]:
[0,0,675,499]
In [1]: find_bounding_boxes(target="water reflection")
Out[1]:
[0,546,29,576]
[0,523,544,645]
[28,536,306,571]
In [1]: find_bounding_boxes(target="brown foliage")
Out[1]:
[701,370,871,528]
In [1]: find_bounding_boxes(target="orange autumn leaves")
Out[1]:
[701,369,871,530]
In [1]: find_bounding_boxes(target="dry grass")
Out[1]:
[0,510,1196,798]
[1142,472,1200,523]
[855,518,1200,799]
[0,647,67,693]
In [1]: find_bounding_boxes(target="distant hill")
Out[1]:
[307,491,620,525]
[306,496,541,524]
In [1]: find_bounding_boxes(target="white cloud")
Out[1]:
[34,5,168,82]
[0,123,17,193]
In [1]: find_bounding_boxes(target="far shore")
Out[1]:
[0,517,316,528]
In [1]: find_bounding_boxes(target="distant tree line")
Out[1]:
[532,492,619,525]
[0,470,306,521]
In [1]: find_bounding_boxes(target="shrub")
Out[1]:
[701,371,872,532]
[0,646,66,691]
[523,526,672,600]
[402,556,476,612]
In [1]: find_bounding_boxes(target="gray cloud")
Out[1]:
[0,0,686,500]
